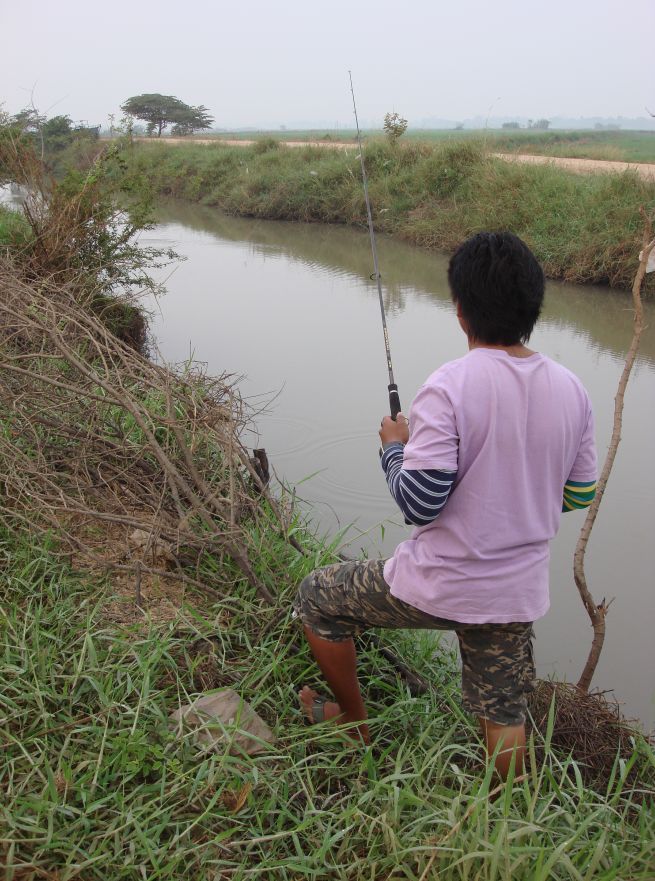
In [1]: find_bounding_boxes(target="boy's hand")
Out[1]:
[379,413,410,446]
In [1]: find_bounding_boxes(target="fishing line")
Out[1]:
[348,71,401,420]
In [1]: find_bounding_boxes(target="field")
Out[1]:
[203,129,655,164]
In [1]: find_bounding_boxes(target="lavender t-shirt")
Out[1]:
[383,349,597,623]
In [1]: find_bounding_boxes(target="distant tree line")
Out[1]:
[502,119,550,130]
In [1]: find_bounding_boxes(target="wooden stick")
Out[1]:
[134,560,143,608]
[574,210,653,692]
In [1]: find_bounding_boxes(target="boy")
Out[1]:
[296,232,597,779]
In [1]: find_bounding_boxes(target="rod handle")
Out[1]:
[388,384,401,420]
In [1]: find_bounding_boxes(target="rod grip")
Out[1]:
[388,383,401,420]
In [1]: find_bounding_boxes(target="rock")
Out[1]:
[169,689,275,756]
[128,528,175,566]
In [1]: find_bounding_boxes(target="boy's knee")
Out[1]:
[294,567,353,641]
[294,574,314,616]
[294,572,324,632]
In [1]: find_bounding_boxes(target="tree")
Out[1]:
[120,94,214,137]
[10,107,47,136]
[41,115,74,153]
[502,121,520,129]
[528,118,550,130]
[383,111,408,144]
[171,105,213,136]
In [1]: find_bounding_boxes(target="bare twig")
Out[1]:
[134,561,143,608]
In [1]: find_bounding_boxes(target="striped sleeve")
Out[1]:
[562,479,596,512]
[380,442,456,526]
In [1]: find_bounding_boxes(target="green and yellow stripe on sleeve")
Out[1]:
[562,479,596,512]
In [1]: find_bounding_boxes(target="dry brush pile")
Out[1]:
[0,262,296,611]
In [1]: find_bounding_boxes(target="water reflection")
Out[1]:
[154,200,655,365]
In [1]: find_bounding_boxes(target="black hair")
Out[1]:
[447,232,544,345]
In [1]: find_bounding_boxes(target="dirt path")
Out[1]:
[494,152,655,182]
[132,137,655,182]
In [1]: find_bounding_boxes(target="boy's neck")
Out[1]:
[468,339,536,358]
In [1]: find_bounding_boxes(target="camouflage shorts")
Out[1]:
[294,559,535,727]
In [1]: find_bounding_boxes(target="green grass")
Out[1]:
[2,523,654,880]
[124,138,655,289]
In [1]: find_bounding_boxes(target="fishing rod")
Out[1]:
[348,71,401,421]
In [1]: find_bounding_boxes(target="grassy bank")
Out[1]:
[125,139,655,290]
[0,131,175,349]
[3,525,655,880]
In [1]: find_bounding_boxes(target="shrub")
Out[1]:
[421,141,486,196]
[253,137,279,155]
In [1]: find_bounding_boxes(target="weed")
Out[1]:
[253,137,280,155]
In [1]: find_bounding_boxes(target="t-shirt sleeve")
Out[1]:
[402,381,459,472]
[567,400,597,484]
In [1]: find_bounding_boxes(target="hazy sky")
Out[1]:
[2,0,654,128]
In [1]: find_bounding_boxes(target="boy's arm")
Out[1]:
[379,381,459,525]
[381,442,456,526]
[562,397,597,513]
[562,479,596,512]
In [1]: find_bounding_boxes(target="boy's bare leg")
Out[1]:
[479,718,525,780]
[299,626,370,744]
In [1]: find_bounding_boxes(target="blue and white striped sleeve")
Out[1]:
[380,442,456,526]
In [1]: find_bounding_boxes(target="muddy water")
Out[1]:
[143,202,655,730]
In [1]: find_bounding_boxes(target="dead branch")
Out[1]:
[573,209,653,692]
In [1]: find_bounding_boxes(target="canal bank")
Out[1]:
[124,138,655,290]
